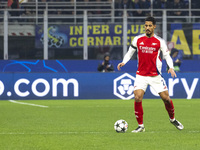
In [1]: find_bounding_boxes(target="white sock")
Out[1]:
[138,124,144,128]
[170,118,175,122]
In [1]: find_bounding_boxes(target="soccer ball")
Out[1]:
[114,119,128,133]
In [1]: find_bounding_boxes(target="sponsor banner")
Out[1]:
[0,23,200,57]
[35,24,145,48]
[34,23,200,57]
[169,23,200,56]
[0,72,199,100]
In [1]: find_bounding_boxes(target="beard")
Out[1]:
[146,33,151,37]
[146,30,152,37]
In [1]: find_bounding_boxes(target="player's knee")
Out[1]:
[162,95,171,103]
[159,91,170,102]
[134,94,143,102]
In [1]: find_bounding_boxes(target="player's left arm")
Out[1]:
[161,40,177,78]
[168,68,177,78]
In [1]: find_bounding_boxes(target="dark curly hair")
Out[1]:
[145,16,156,25]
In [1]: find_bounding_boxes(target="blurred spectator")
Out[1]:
[91,0,112,22]
[104,0,113,14]
[167,48,183,72]
[97,53,114,72]
[8,0,20,16]
[191,0,200,22]
[48,0,67,23]
[8,0,13,8]
[36,0,48,23]
[140,0,151,16]
[114,0,121,21]
[183,0,189,8]
[153,0,167,16]
[167,0,187,22]
[103,0,113,22]
[38,0,48,15]
[20,0,36,22]
[115,0,133,22]
[7,0,20,22]
[132,0,150,23]
[67,0,76,23]
[76,0,93,22]
[91,0,104,22]
[146,0,151,8]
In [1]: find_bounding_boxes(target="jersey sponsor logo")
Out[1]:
[139,46,156,54]
[139,46,156,51]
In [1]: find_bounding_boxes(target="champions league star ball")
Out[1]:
[114,119,128,133]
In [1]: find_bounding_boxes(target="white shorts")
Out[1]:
[134,74,168,94]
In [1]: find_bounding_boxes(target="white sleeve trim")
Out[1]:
[165,55,174,69]
[122,46,136,64]
[160,38,174,69]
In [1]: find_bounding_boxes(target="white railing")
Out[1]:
[1,9,169,60]
[0,1,200,60]
[0,1,200,24]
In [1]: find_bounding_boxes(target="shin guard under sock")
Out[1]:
[164,100,175,119]
[134,101,144,125]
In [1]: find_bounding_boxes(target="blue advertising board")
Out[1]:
[1,60,200,73]
[0,72,199,100]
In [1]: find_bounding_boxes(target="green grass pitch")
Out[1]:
[0,99,200,150]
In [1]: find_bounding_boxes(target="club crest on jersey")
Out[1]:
[152,43,157,45]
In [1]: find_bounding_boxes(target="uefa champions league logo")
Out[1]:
[113,73,135,100]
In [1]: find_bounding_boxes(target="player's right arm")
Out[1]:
[117,36,139,71]
[117,45,136,71]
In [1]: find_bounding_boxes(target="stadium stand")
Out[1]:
[0,0,200,60]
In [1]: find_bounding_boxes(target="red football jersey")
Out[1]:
[122,34,173,76]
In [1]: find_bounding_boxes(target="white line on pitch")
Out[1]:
[9,100,49,108]
[0,132,107,135]
[0,130,199,135]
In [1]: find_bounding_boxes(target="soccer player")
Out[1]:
[117,16,184,133]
